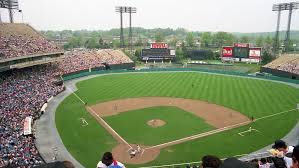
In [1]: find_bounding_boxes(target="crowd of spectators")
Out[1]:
[59,50,104,74]
[276,58,299,75]
[263,55,299,75]
[0,24,62,60]
[59,49,133,75]
[0,64,64,167]
[97,49,133,65]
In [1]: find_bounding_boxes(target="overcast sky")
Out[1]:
[0,0,298,32]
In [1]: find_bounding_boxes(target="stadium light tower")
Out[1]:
[272,2,299,55]
[115,6,125,48]
[115,6,137,50]
[0,0,19,23]
[128,7,137,54]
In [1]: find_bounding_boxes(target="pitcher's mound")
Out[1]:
[147,119,166,128]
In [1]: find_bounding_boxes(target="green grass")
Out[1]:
[56,72,299,167]
[56,95,117,168]
[104,106,214,145]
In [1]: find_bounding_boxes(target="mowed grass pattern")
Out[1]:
[77,72,298,118]
[104,106,215,145]
[56,72,299,167]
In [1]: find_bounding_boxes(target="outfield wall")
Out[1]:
[261,67,299,80]
[62,67,299,84]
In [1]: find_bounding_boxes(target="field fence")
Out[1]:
[62,67,299,84]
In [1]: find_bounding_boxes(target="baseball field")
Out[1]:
[56,72,299,168]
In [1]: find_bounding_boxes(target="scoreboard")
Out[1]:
[221,43,262,63]
[141,43,176,61]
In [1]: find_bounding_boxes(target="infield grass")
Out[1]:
[103,106,215,145]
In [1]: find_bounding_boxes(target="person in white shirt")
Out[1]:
[272,140,294,168]
[96,152,125,168]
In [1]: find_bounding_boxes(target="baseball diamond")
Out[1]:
[55,72,299,168]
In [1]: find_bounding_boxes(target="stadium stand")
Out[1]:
[262,54,299,79]
[0,23,63,60]
[0,22,134,167]
[58,49,105,75]
[0,64,64,167]
[59,49,133,75]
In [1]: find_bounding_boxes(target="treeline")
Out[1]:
[41,28,299,50]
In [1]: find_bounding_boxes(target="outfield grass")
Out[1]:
[56,72,299,167]
[104,106,214,145]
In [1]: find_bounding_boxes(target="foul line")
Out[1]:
[254,108,298,122]
[144,120,252,150]
[145,108,298,150]
[66,87,86,104]
[66,86,132,149]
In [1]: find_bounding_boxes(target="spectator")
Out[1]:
[220,157,255,168]
[96,152,125,168]
[0,64,64,167]
[201,155,222,168]
[259,158,270,168]
[292,145,299,168]
[272,140,294,168]
[59,49,133,75]
[0,24,63,60]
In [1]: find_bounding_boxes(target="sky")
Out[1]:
[0,0,298,32]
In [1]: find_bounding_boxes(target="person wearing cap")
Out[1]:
[291,145,299,168]
[272,140,294,168]
[96,152,125,168]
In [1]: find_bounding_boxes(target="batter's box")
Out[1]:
[238,127,260,136]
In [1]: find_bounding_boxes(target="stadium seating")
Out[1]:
[0,64,64,167]
[263,54,299,75]
[59,49,133,75]
[0,29,133,165]
[0,23,63,60]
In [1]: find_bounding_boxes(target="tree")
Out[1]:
[264,36,273,46]
[201,32,212,48]
[67,36,82,49]
[112,40,121,48]
[240,36,250,43]
[169,37,178,48]
[134,37,143,47]
[155,32,164,42]
[213,32,236,47]
[99,37,104,48]
[255,36,264,47]
[134,48,142,61]
[175,48,185,61]
[186,33,195,47]
[85,37,100,49]
[261,50,274,65]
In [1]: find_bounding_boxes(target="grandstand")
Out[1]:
[261,54,299,79]
[59,49,134,75]
[0,23,64,72]
[0,23,135,167]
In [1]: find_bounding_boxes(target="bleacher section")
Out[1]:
[0,23,64,72]
[59,49,134,75]
[0,23,63,60]
[262,54,299,79]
